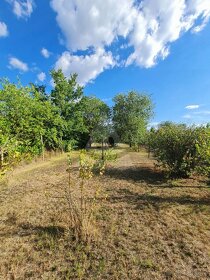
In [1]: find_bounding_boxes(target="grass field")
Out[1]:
[0,147,209,279]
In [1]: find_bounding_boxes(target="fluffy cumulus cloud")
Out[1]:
[51,0,210,82]
[9,57,29,71]
[55,48,115,85]
[37,72,46,82]
[51,0,136,51]
[0,22,9,37]
[41,48,51,58]
[7,0,34,19]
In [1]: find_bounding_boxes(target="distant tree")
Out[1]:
[51,70,83,118]
[50,69,85,149]
[80,96,111,148]
[158,121,187,129]
[112,91,153,148]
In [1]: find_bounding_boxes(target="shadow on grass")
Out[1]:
[108,188,210,210]
[33,225,65,237]
[105,166,209,189]
[0,222,65,238]
[105,166,166,185]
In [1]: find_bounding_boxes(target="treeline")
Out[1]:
[146,122,210,178]
[0,69,153,173]
[3,69,208,179]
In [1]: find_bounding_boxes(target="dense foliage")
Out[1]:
[2,70,209,180]
[0,71,111,173]
[195,126,210,177]
[113,91,153,149]
[147,122,210,178]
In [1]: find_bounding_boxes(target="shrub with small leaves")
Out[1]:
[147,123,209,178]
[195,127,210,177]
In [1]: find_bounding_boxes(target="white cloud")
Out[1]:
[0,22,9,37]
[185,104,200,110]
[183,109,210,124]
[7,0,34,19]
[9,57,29,72]
[41,48,51,58]
[51,0,136,51]
[187,0,210,33]
[127,0,210,67]
[37,72,46,82]
[183,114,192,119]
[51,0,210,80]
[101,97,112,102]
[55,48,115,85]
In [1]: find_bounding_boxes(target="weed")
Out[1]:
[139,259,156,270]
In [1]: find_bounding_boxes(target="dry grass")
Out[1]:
[0,148,209,279]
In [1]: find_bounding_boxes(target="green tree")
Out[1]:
[50,69,85,149]
[30,84,64,151]
[112,91,153,148]
[0,79,64,165]
[80,96,111,148]
[51,70,83,118]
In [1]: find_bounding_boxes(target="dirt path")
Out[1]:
[0,149,210,280]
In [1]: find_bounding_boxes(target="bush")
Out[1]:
[195,127,210,177]
[148,123,209,178]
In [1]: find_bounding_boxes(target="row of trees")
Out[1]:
[1,69,209,179]
[0,70,153,172]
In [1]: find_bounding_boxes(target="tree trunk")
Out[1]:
[0,149,3,168]
[148,144,151,158]
[40,134,45,161]
[86,136,92,149]
[101,141,104,160]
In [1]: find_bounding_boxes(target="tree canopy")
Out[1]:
[112,91,153,147]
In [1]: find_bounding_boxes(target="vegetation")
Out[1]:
[113,91,153,149]
[0,70,210,279]
[0,147,209,279]
[147,122,210,178]
[60,149,107,243]
[0,71,112,174]
[0,72,155,175]
[0,69,209,180]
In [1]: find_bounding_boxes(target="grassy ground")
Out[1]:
[0,147,209,279]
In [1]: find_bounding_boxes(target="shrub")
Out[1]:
[195,127,210,177]
[148,123,209,178]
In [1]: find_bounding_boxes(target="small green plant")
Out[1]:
[63,150,105,243]
[89,148,117,175]
[140,259,156,270]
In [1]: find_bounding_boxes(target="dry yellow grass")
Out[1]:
[0,148,209,279]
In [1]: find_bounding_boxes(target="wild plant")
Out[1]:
[63,149,105,243]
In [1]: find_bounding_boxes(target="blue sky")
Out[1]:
[0,0,210,127]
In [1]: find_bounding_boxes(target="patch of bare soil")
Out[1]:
[0,149,209,279]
